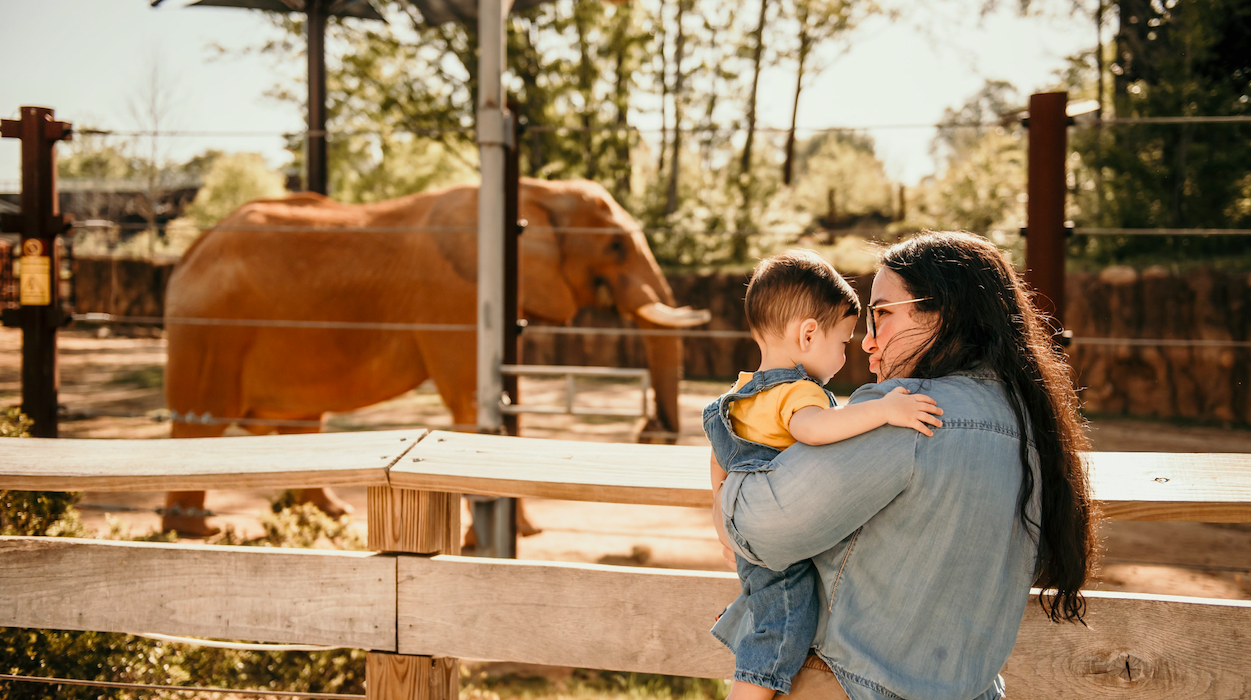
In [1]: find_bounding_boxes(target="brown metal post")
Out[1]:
[306,0,328,195]
[1025,92,1068,326]
[503,104,521,438]
[500,104,522,558]
[1,107,72,437]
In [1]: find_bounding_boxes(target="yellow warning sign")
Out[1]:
[20,255,51,306]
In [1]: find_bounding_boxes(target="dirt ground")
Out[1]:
[3,327,1250,600]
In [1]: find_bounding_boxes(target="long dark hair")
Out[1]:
[880,231,1095,624]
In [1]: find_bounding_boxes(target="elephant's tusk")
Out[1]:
[634,302,712,328]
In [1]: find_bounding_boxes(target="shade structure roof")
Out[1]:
[187,0,386,21]
[403,0,551,25]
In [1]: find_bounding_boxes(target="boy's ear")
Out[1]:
[798,318,819,347]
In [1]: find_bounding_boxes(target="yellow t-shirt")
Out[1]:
[726,371,831,449]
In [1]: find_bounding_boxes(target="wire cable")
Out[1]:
[1069,337,1251,349]
[73,313,476,333]
[1100,116,1251,125]
[0,673,364,699]
[1072,228,1251,236]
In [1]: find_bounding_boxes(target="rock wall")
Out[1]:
[1068,266,1251,423]
[72,257,175,319]
[69,257,1251,424]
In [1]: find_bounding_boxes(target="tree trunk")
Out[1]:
[576,6,597,181]
[734,0,768,259]
[783,21,810,186]
[665,0,690,216]
[656,0,669,178]
[612,6,633,202]
[740,0,768,182]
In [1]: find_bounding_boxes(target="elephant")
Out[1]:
[160,178,710,537]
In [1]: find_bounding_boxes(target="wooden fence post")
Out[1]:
[1025,91,1069,327]
[367,485,461,700]
[1,106,73,438]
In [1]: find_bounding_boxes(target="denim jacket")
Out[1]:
[701,364,837,475]
[719,371,1040,700]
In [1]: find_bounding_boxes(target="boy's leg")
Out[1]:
[732,558,821,696]
[728,679,779,700]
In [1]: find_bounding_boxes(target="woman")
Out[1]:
[713,232,1095,700]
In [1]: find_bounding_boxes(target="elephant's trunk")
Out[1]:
[614,272,709,444]
[637,321,682,443]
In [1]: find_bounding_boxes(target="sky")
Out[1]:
[0,0,1099,188]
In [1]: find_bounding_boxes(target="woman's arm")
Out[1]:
[720,382,919,571]
[710,451,733,552]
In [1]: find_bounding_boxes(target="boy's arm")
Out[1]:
[788,386,943,445]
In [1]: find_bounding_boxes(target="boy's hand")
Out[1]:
[879,386,943,436]
[722,545,737,570]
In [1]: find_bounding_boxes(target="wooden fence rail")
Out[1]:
[2,429,1251,699]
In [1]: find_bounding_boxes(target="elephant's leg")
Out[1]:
[275,417,354,518]
[163,420,228,537]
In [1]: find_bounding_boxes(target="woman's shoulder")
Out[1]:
[852,373,1023,439]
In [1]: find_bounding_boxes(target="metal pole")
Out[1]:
[306,0,328,195]
[1025,92,1068,326]
[1,107,71,438]
[476,0,516,559]
[477,0,511,434]
[502,102,522,438]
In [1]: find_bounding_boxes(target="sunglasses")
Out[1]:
[866,297,932,338]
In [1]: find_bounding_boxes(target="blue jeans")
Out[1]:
[712,556,820,694]
[703,366,833,694]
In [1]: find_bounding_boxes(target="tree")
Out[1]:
[909,80,1027,236]
[1068,0,1251,266]
[792,130,895,227]
[128,48,185,247]
[185,153,288,228]
[780,0,864,185]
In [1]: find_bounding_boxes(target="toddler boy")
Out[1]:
[703,250,942,700]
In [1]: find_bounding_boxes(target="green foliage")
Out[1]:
[1067,0,1251,267]
[464,666,728,700]
[245,0,884,266]
[0,407,32,438]
[898,79,1029,270]
[57,130,138,182]
[185,152,288,228]
[792,132,894,225]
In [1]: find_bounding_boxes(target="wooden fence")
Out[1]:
[2,430,1251,699]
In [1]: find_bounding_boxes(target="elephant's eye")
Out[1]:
[606,238,627,262]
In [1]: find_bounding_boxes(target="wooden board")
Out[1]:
[1006,589,1251,699]
[391,431,711,507]
[0,429,424,492]
[366,653,458,700]
[1085,452,1251,522]
[0,537,397,650]
[396,555,739,678]
[367,487,461,555]
[3,428,1250,523]
[393,433,1251,522]
[397,556,1251,698]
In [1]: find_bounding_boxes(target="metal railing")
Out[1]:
[498,364,651,420]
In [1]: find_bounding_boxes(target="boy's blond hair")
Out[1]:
[744,250,861,338]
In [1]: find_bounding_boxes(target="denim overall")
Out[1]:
[702,365,836,694]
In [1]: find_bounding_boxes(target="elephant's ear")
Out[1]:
[526,179,612,230]
[520,209,579,323]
